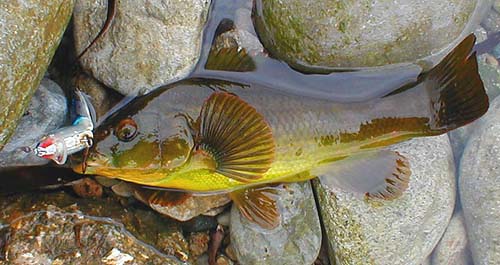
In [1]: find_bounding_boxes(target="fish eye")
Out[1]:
[115,118,138,142]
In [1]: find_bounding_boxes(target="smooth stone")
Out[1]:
[254,0,484,69]
[74,73,123,119]
[0,79,67,167]
[430,212,471,265]
[230,181,321,265]
[459,96,500,264]
[132,187,231,222]
[314,135,456,265]
[0,0,73,150]
[73,0,211,95]
[0,192,185,264]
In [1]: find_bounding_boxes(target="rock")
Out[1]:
[0,192,184,264]
[230,181,321,265]
[73,0,211,95]
[430,212,471,265]
[459,96,500,264]
[181,215,218,233]
[74,73,123,119]
[72,177,103,198]
[478,54,500,101]
[313,135,456,265]
[133,188,231,222]
[188,232,210,258]
[0,79,67,167]
[0,0,73,150]
[254,0,483,70]
[214,29,264,56]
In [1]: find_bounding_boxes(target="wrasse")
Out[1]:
[76,35,488,228]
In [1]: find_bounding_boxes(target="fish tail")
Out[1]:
[422,34,488,133]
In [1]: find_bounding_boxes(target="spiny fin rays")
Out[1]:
[196,92,275,182]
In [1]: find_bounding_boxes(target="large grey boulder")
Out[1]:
[314,135,455,265]
[459,96,500,264]
[0,0,73,150]
[73,0,211,95]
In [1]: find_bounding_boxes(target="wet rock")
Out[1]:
[133,188,231,222]
[74,73,123,119]
[430,212,471,265]
[0,193,182,264]
[230,181,321,265]
[459,96,500,264]
[314,135,455,265]
[188,232,210,258]
[73,0,211,95]
[254,0,483,70]
[0,192,184,264]
[0,0,73,150]
[214,29,264,55]
[72,177,103,198]
[0,79,67,167]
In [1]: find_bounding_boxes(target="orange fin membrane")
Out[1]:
[423,34,488,132]
[196,92,275,182]
[230,186,280,229]
[312,150,411,200]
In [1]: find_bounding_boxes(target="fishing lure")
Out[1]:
[30,90,95,165]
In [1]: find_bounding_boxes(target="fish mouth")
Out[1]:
[71,150,111,174]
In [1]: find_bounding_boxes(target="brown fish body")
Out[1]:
[81,34,487,228]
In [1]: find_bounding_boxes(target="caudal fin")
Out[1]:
[423,34,489,132]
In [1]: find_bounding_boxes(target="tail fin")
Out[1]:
[423,34,489,132]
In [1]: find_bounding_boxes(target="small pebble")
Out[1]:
[71,178,103,198]
[188,232,210,257]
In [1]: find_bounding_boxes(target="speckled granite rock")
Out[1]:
[0,0,73,150]
[230,182,321,265]
[133,187,231,222]
[254,0,484,70]
[314,135,455,265]
[73,0,211,95]
[430,212,471,265]
[0,79,67,167]
[74,73,122,119]
[0,192,190,264]
[459,96,500,265]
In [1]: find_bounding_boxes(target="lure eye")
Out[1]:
[115,118,138,142]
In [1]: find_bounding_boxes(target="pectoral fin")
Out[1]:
[197,92,275,182]
[312,150,411,200]
[230,186,280,229]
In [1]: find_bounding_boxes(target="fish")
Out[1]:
[75,34,488,229]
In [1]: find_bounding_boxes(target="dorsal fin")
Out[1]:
[197,92,275,182]
[230,186,280,229]
[204,47,256,72]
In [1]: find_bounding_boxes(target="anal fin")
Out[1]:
[312,150,411,200]
[230,186,280,229]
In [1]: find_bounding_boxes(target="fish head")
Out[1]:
[75,100,195,181]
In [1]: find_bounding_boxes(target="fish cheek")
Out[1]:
[111,137,161,169]
[160,136,192,169]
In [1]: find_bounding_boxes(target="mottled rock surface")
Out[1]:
[73,0,211,95]
[133,187,231,222]
[314,135,455,265]
[431,212,471,265]
[230,182,321,265]
[0,0,73,150]
[0,192,190,264]
[0,79,67,167]
[254,0,482,69]
[459,97,500,265]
